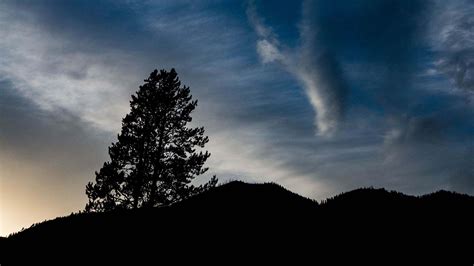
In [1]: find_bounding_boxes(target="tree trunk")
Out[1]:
[150,116,166,206]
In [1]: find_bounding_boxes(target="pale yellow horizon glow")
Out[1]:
[0,152,94,237]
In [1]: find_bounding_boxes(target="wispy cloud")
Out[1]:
[245,0,474,196]
[246,0,347,136]
[430,0,474,95]
[0,4,139,131]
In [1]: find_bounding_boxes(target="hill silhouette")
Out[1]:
[2,181,474,262]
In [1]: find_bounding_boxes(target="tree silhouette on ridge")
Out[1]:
[85,68,217,212]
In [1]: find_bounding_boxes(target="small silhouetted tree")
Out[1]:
[85,68,217,212]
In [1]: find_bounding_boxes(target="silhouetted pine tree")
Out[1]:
[85,69,217,212]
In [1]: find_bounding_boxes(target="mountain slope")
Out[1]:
[3,181,474,261]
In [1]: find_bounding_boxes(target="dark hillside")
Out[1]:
[3,181,474,262]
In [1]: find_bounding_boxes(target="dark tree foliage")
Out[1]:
[85,68,217,212]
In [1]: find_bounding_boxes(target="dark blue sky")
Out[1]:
[1,0,473,235]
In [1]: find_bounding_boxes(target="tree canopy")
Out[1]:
[86,68,217,212]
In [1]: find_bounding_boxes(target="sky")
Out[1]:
[1,0,473,236]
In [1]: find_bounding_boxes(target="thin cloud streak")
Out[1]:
[246,0,347,136]
[430,0,474,95]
